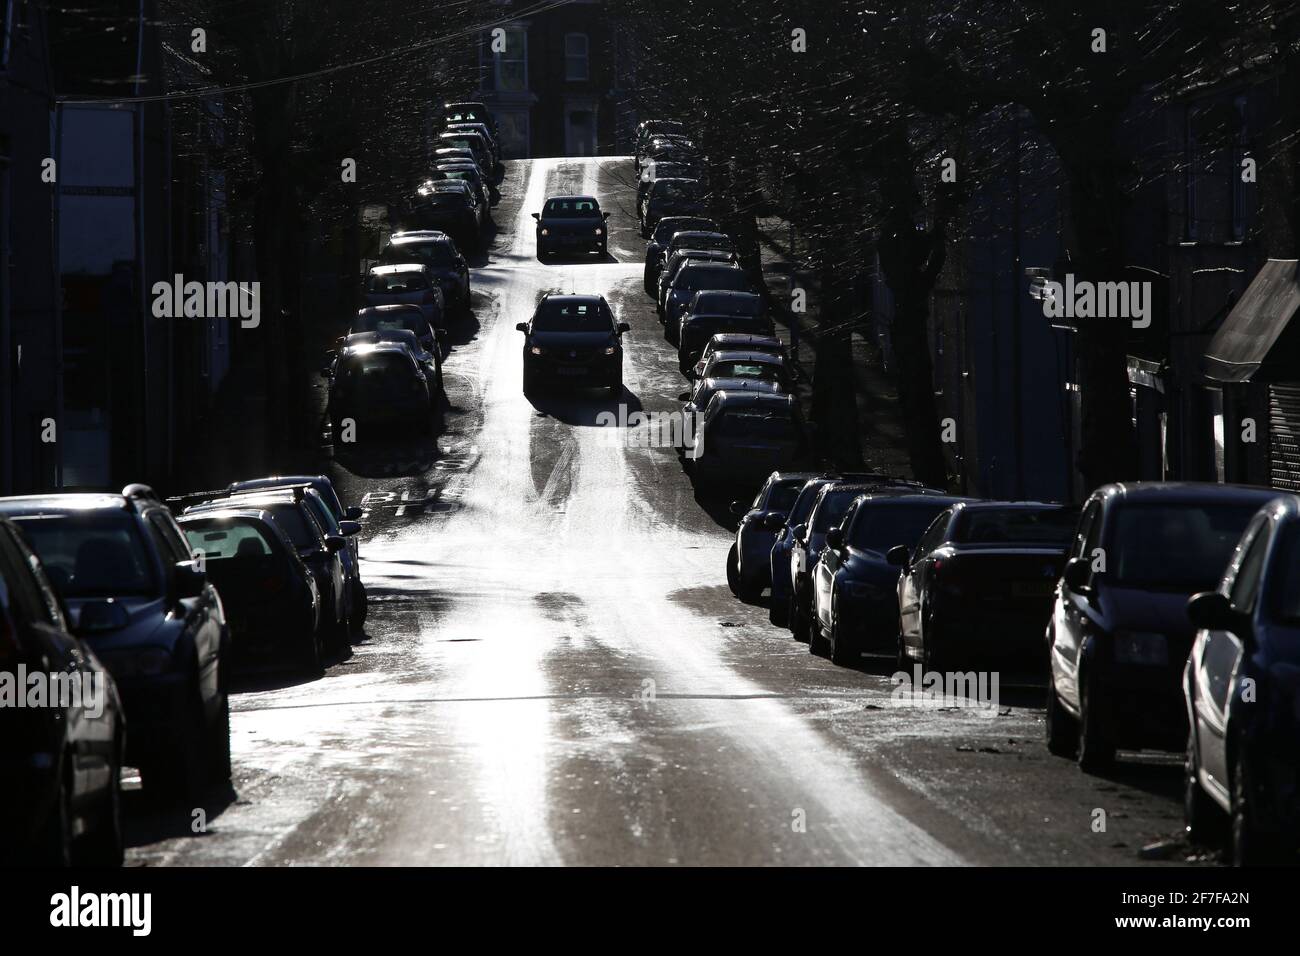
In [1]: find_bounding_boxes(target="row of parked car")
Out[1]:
[325,102,506,442]
[725,467,1300,864]
[0,473,367,866]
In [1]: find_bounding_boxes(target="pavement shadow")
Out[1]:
[122,781,238,847]
[537,250,621,265]
[526,385,643,426]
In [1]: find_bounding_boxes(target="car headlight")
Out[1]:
[540,228,549,236]
[1113,631,1167,665]
[595,227,603,236]
[530,345,544,356]
[603,345,618,355]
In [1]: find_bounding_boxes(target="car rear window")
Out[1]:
[354,311,424,336]
[183,520,278,561]
[850,502,954,553]
[716,408,796,441]
[368,272,428,293]
[708,361,779,381]
[653,219,715,242]
[1110,501,1264,590]
[381,241,456,267]
[679,267,750,292]
[952,508,1078,546]
[14,512,157,598]
[652,180,702,200]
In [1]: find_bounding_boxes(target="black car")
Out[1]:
[534,195,610,259]
[0,486,231,801]
[807,491,959,663]
[727,471,818,602]
[350,304,441,358]
[1183,495,1300,865]
[892,501,1078,671]
[443,101,498,141]
[639,178,707,237]
[185,488,354,655]
[410,180,485,252]
[643,215,718,296]
[662,262,755,341]
[1045,481,1280,773]
[517,293,629,395]
[323,337,437,439]
[0,517,125,865]
[179,510,324,672]
[433,161,497,208]
[437,130,493,179]
[377,231,471,315]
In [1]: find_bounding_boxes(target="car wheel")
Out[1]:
[143,694,206,803]
[895,627,910,673]
[1076,669,1115,773]
[608,374,622,397]
[77,738,124,867]
[769,597,788,628]
[523,367,538,395]
[207,694,232,786]
[726,544,741,598]
[808,615,829,657]
[1184,728,1219,843]
[352,580,368,630]
[790,592,809,642]
[1045,678,1078,758]
[829,612,856,667]
[1230,744,1276,866]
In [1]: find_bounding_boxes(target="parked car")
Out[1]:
[687,390,805,491]
[0,486,230,801]
[323,335,437,438]
[351,303,439,354]
[657,229,735,278]
[892,501,1078,671]
[432,162,496,209]
[224,474,364,625]
[185,487,354,655]
[812,492,965,664]
[697,349,793,391]
[690,331,783,380]
[681,375,784,437]
[643,216,718,295]
[364,264,445,331]
[662,262,754,343]
[443,101,498,142]
[1045,482,1281,773]
[517,293,629,395]
[444,121,499,167]
[342,329,443,399]
[534,195,610,259]
[409,180,485,252]
[659,249,741,319]
[179,510,323,672]
[679,298,774,375]
[0,517,125,865]
[437,130,493,177]
[431,147,487,181]
[634,119,687,163]
[1183,494,1300,864]
[639,159,705,202]
[770,477,840,628]
[638,136,699,173]
[376,230,471,314]
[639,178,707,237]
[727,471,818,602]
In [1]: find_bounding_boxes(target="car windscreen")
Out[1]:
[673,236,732,255]
[367,272,428,293]
[533,300,612,332]
[811,489,862,534]
[850,502,954,553]
[183,519,279,561]
[715,409,796,441]
[261,504,320,551]
[1110,501,1264,591]
[952,508,1078,547]
[14,512,157,598]
[678,267,749,292]
[382,242,456,267]
[338,353,418,397]
[543,198,600,217]
[788,482,830,526]
[354,312,424,336]
[707,361,779,381]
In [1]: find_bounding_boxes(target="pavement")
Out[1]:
[123,157,1213,867]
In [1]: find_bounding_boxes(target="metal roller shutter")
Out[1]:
[1269,384,1300,491]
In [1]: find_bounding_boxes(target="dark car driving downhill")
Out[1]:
[517,293,629,396]
[535,195,610,259]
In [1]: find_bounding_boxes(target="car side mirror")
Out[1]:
[345,506,363,520]
[531,212,540,220]
[338,521,361,537]
[516,322,529,333]
[763,513,786,531]
[791,523,808,542]
[677,391,691,402]
[825,527,845,551]
[729,501,747,517]
[617,322,631,334]
[1062,556,1091,592]
[173,560,206,600]
[886,545,909,567]
[435,328,448,342]
[1187,591,1240,632]
[77,599,130,634]
[325,535,346,554]
[603,211,611,220]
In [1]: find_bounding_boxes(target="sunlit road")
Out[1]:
[124,159,1193,867]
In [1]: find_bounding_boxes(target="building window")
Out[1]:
[494,26,527,92]
[565,33,589,81]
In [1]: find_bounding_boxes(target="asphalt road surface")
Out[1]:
[125,158,1203,867]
